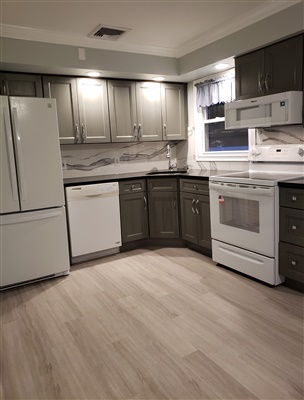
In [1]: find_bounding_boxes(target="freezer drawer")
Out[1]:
[0,207,70,288]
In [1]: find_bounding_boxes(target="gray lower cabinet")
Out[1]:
[119,180,148,243]
[0,72,43,97]
[43,76,111,144]
[279,186,304,284]
[147,178,179,238]
[180,179,211,249]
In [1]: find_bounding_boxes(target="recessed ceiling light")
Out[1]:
[153,76,165,81]
[86,71,102,77]
[213,63,230,70]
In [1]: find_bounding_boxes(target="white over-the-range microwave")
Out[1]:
[225,91,303,129]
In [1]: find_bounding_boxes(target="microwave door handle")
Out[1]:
[3,108,19,201]
[209,182,273,196]
[11,107,27,201]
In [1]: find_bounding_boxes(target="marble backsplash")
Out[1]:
[61,125,303,178]
[61,141,185,178]
[256,125,304,145]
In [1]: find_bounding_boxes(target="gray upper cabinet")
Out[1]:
[0,73,43,97]
[43,76,111,144]
[108,80,162,142]
[235,34,303,100]
[77,78,111,143]
[161,83,187,140]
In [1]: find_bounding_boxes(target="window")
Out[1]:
[194,71,251,161]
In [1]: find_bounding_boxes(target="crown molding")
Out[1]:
[0,24,179,58]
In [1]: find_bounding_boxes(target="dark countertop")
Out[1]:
[279,177,304,188]
[63,169,234,186]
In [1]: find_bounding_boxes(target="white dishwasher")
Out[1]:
[66,182,121,263]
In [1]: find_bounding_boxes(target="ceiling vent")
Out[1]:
[88,24,131,41]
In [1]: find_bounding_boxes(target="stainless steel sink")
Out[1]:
[146,169,188,175]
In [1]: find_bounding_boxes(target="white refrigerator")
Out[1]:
[0,96,70,289]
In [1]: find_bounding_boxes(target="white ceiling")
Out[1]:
[0,0,301,80]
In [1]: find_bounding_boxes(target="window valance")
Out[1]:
[195,75,235,108]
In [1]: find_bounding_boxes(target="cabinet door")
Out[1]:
[120,192,148,243]
[136,82,162,141]
[108,80,137,142]
[148,192,179,238]
[0,73,43,97]
[180,192,197,244]
[235,50,265,100]
[196,194,212,249]
[161,83,187,140]
[43,76,80,144]
[77,78,111,143]
[265,35,303,95]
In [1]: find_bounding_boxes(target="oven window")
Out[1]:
[219,197,260,233]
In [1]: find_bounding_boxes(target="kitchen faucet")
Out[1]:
[166,144,176,170]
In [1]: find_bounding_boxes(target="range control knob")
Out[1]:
[298,147,304,157]
[250,147,261,156]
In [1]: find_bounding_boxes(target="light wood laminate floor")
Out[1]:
[1,247,303,399]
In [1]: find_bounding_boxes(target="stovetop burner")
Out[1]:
[209,170,303,186]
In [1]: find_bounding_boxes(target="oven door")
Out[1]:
[209,181,275,257]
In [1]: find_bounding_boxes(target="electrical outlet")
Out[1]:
[114,157,120,166]
[62,161,67,170]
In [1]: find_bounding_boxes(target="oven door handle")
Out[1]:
[209,182,274,196]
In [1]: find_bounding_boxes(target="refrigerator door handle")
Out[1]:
[3,107,18,201]
[11,107,27,201]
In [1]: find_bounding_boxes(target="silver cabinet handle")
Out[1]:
[292,196,297,201]
[81,124,86,143]
[264,72,270,91]
[2,80,7,95]
[163,124,167,137]
[75,124,80,143]
[258,74,264,92]
[138,124,141,139]
[133,124,138,140]
[173,198,176,209]
[292,225,297,230]
[195,199,199,214]
[291,260,297,266]
[193,185,197,190]
[191,199,196,214]
[144,195,147,210]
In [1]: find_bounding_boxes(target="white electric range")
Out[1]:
[209,144,304,285]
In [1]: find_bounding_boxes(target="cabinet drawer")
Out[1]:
[279,242,304,283]
[280,207,304,247]
[180,178,209,195]
[147,178,177,191]
[280,187,304,210]
[119,179,146,193]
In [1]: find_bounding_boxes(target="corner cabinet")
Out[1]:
[147,178,180,238]
[279,186,304,286]
[161,83,187,140]
[43,76,111,144]
[108,80,187,142]
[180,179,211,250]
[119,180,149,243]
[235,34,303,100]
[0,72,43,97]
